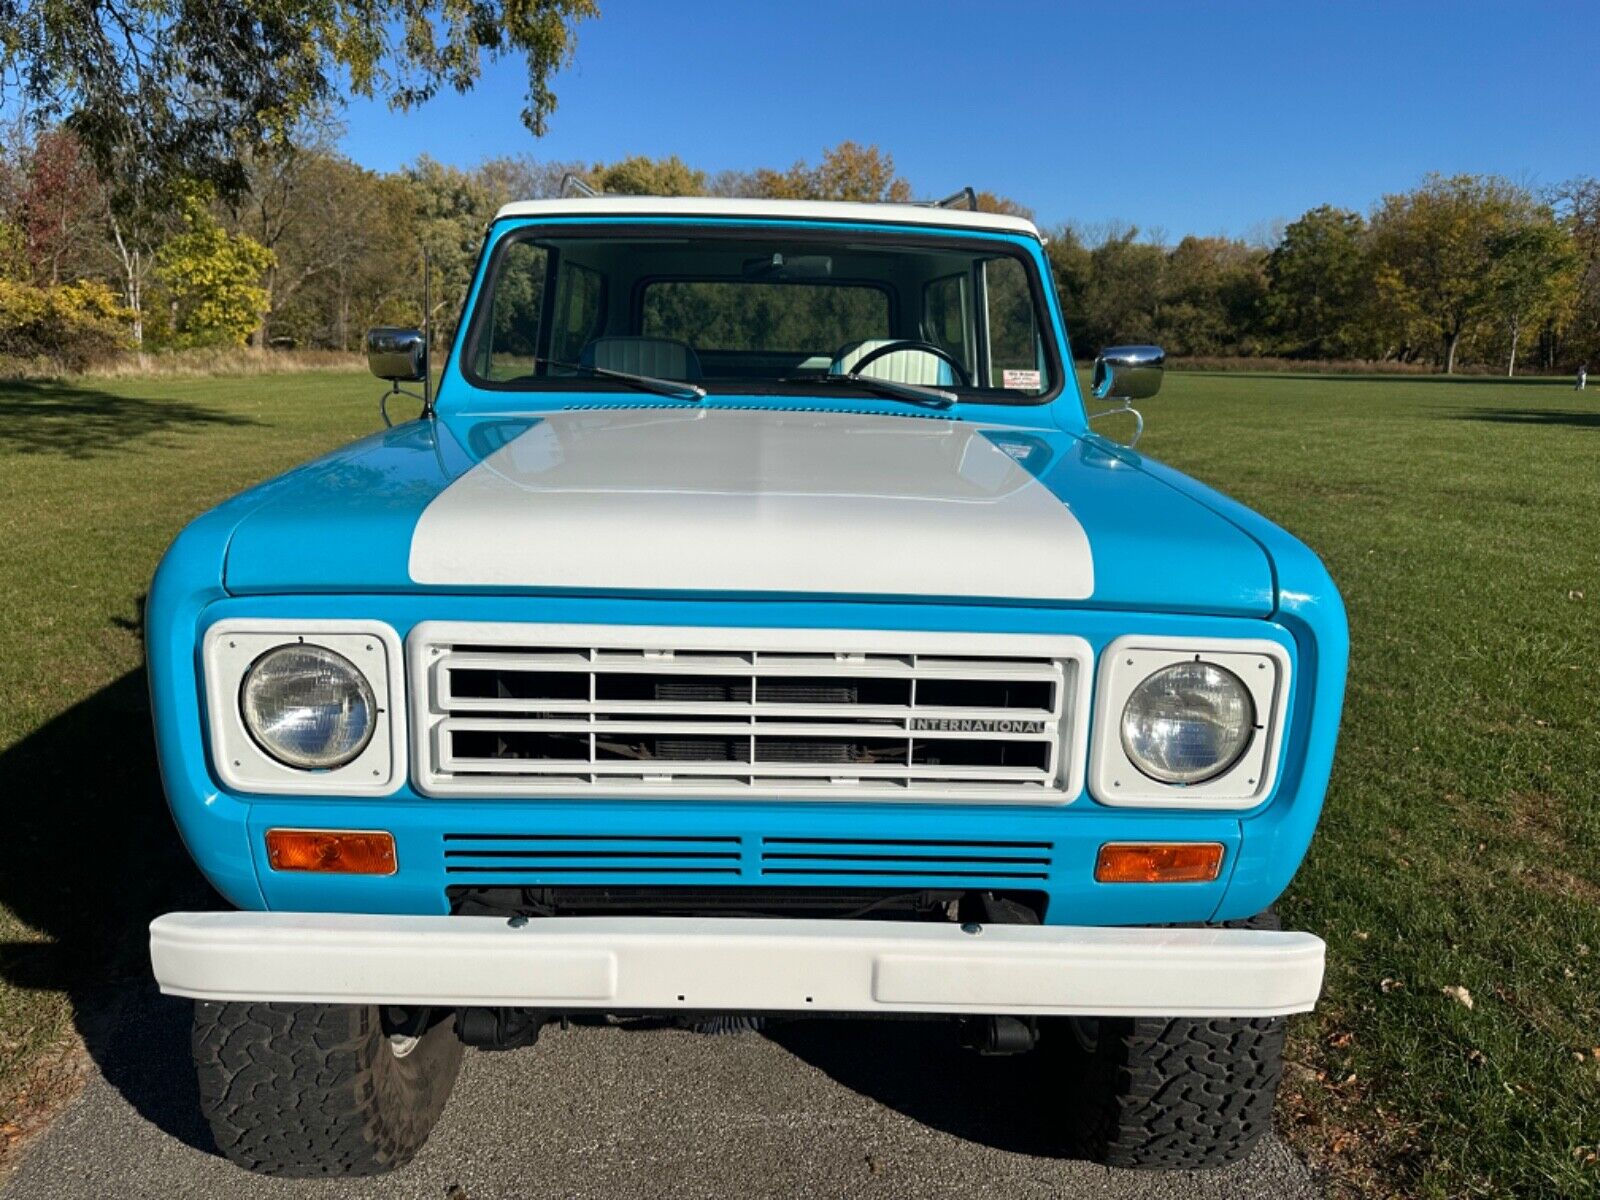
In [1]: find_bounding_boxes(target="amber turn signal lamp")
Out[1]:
[265,829,397,875]
[1095,842,1224,884]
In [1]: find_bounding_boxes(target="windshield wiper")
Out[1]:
[780,372,957,409]
[535,357,706,401]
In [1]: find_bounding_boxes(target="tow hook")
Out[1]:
[456,1007,547,1051]
[959,1015,1039,1056]
[955,892,1041,1054]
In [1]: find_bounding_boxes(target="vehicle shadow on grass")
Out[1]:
[0,665,221,1156]
[1448,406,1600,429]
[0,379,258,458]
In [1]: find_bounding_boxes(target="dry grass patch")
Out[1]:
[0,346,364,381]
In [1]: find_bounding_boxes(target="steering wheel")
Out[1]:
[843,339,971,387]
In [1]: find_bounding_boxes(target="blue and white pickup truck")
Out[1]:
[146,195,1347,1177]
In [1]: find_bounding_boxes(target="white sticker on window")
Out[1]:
[1002,369,1041,390]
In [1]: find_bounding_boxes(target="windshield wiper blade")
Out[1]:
[780,372,957,409]
[539,357,706,401]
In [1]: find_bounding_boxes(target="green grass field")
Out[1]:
[0,369,1596,1195]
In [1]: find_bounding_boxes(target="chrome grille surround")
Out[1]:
[408,623,1092,803]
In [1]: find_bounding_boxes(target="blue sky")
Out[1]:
[339,0,1600,239]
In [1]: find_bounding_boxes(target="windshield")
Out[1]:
[462,227,1059,402]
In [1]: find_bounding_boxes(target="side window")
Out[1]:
[478,241,548,380]
[984,257,1047,392]
[549,262,604,362]
[923,273,974,381]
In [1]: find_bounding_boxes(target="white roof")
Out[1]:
[492,196,1040,238]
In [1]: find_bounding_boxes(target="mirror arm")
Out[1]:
[1087,398,1145,447]
[379,381,426,429]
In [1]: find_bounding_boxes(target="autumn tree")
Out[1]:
[1550,176,1600,365]
[1078,228,1166,351]
[10,129,104,285]
[477,156,585,206]
[405,157,502,343]
[1158,236,1267,356]
[103,174,181,348]
[235,150,415,349]
[1042,225,1093,351]
[584,155,706,196]
[1369,174,1535,373]
[973,192,1035,219]
[728,142,913,203]
[1484,219,1579,375]
[228,118,345,344]
[152,193,274,347]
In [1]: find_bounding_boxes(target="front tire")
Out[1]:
[1059,1012,1286,1169]
[1053,911,1288,1169]
[192,1001,463,1177]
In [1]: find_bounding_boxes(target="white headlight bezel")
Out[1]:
[203,620,407,795]
[1089,635,1291,809]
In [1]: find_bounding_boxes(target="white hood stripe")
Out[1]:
[409,409,1093,600]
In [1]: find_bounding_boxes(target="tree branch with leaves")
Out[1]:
[0,0,598,195]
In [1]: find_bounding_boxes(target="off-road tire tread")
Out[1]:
[191,1001,463,1177]
[1067,910,1288,1170]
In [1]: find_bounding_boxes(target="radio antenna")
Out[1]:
[421,247,434,418]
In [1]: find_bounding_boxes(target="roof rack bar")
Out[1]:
[561,172,599,198]
[931,187,978,211]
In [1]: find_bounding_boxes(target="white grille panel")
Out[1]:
[409,623,1093,804]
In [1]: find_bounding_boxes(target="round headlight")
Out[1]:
[1119,661,1254,785]
[240,645,376,769]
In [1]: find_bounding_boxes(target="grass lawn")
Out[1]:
[0,368,1596,1196]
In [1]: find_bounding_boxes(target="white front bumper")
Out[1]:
[150,913,1325,1018]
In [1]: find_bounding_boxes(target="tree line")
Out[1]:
[2,125,1597,375]
[2,2,1595,375]
[1049,175,1593,375]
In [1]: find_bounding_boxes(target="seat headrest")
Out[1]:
[830,340,954,386]
[580,337,703,381]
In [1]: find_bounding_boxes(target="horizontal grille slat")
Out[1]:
[436,757,1056,781]
[437,652,1063,684]
[438,833,1056,885]
[758,836,1055,881]
[414,624,1088,803]
[442,833,744,878]
[445,865,744,876]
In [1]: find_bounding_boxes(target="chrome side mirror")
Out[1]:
[1091,345,1165,402]
[1087,345,1164,447]
[366,327,427,382]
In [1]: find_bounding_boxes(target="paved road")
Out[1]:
[3,985,1319,1200]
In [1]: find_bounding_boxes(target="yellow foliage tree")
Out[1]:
[153,195,275,347]
[751,142,912,203]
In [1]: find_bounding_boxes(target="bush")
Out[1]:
[0,279,134,371]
